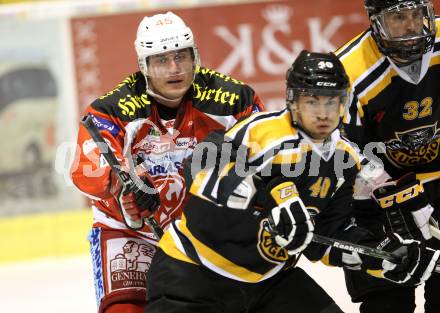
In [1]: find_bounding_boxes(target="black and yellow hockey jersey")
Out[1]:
[158,110,363,283]
[336,18,440,184]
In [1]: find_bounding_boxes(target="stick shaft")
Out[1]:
[312,234,398,262]
[81,114,163,239]
[313,234,440,273]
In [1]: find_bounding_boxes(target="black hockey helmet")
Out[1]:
[286,50,349,133]
[286,50,349,103]
[364,0,436,64]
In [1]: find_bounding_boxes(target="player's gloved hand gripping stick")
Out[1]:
[263,178,440,275]
[371,172,439,241]
[81,114,163,239]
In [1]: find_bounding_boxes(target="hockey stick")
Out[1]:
[312,234,399,263]
[81,114,163,239]
[312,233,440,273]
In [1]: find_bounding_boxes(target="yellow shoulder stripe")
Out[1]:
[340,35,382,86]
[159,229,198,265]
[336,140,361,170]
[189,169,210,196]
[429,54,440,67]
[247,113,296,159]
[226,112,264,139]
[271,151,302,165]
[177,214,268,282]
[358,69,398,107]
[336,32,365,54]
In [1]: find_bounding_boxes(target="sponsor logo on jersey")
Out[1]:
[90,114,121,137]
[251,104,262,114]
[141,141,173,154]
[196,67,243,85]
[148,127,161,137]
[135,126,195,155]
[175,137,197,148]
[146,161,182,176]
[385,123,440,167]
[117,94,150,118]
[89,228,105,303]
[192,82,241,106]
[257,219,289,263]
[107,238,156,291]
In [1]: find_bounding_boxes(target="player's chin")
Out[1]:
[311,130,331,140]
[166,83,190,97]
[316,126,333,135]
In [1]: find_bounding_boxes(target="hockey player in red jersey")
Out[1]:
[335,0,440,312]
[144,51,440,313]
[70,11,264,313]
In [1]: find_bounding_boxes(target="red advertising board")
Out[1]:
[71,0,369,111]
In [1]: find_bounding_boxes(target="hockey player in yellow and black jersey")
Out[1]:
[144,51,440,313]
[335,1,440,312]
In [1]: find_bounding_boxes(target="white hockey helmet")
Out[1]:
[134,12,200,79]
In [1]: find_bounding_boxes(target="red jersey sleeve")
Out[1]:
[70,107,126,200]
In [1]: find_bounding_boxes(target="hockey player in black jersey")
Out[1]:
[335,0,440,312]
[144,51,440,313]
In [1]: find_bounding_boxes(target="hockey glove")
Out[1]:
[110,169,160,223]
[361,234,440,285]
[266,178,314,255]
[371,173,433,240]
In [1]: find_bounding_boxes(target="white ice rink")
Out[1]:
[0,255,424,313]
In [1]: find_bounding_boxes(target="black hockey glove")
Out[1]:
[371,173,433,240]
[265,178,314,255]
[360,234,440,285]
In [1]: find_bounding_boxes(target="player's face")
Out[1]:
[147,48,194,103]
[383,7,424,43]
[296,95,342,142]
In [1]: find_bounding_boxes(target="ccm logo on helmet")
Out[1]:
[316,82,337,87]
[378,184,424,208]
